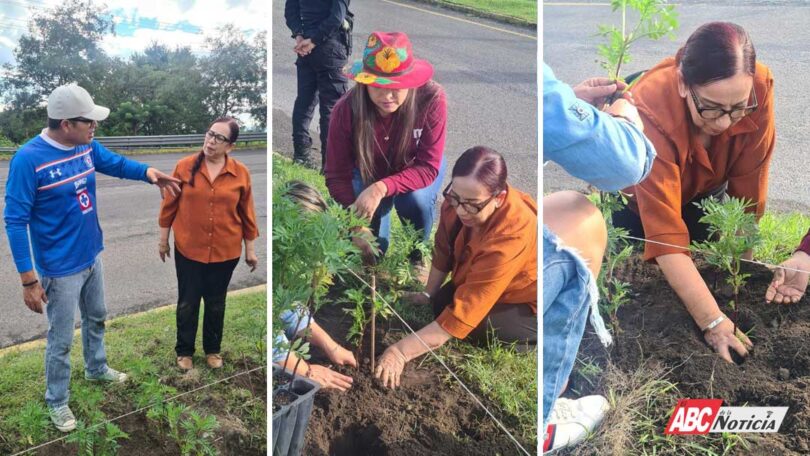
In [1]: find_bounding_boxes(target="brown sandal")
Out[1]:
[177,356,193,370]
[206,354,223,369]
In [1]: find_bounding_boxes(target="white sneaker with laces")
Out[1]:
[543,395,610,453]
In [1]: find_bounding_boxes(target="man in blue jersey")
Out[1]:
[3,83,182,432]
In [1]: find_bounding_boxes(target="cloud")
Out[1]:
[0,0,267,65]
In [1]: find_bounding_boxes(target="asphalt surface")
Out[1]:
[272,0,538,196]
[0,149,267,348]
[544,0,810,214]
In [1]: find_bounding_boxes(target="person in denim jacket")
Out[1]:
[542,63,656,453]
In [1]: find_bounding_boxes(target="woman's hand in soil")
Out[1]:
[766,251,810,304]
[351,182,387,221]
[375,346,407,389]
[327,344,358,368]
[704,317,753,363]
[402,291,430,306]
[307,365,353,392]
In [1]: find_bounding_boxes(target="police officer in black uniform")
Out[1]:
[285,0,352,171]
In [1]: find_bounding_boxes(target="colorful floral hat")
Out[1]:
[346,32,434,89]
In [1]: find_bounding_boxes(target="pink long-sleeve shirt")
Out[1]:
[324,81,447,206]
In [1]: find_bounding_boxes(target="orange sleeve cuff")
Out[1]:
[435,307,475,339]
[643,232,692,262]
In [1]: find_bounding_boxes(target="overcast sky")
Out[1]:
[0,0,267,66]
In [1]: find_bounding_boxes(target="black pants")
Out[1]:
[174,248,239,356]
[612,183,728,243]
[292,35,349,169]
[431,282,537,352]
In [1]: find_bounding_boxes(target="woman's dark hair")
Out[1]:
[676,22,756,86]
[189,117,240,187]
[282,180,328,213]
[451,146,507,194]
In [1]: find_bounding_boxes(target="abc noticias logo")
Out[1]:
[665,399,788,435]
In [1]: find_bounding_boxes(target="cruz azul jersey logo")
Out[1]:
[76,189,93,214]
[665,399,788,434]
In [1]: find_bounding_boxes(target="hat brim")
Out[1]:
[82,105,110,121]
[347,58,434,89]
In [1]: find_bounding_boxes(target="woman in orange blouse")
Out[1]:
[158,117,259,370]
[613,22,775,363]
[375,146,537,389]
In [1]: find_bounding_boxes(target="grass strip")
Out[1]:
[0,291,267,454]
[410,0,536,26]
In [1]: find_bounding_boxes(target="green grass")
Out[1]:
[0,142,267,161]
[0,290,266,454]
[429,0,537,24]
[272,154,537,447]
[755,210,810,264]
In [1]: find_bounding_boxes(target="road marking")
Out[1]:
[381,0,536,40]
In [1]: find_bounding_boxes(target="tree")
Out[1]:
[201,25,265,122]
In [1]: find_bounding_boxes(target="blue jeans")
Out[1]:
[542,226,605,424]
[351,158,446,254]
[43,257,108,408]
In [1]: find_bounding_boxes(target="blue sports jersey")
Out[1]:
[4,131,150,277]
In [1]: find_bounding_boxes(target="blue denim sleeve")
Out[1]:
[92,141,150,182]
[272,308,312,362]
[3,154,35,273]
[542,63,656,191]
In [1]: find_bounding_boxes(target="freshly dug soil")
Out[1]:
[298,304,529,456]
[572,257,810,455]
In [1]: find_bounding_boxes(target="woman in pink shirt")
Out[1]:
[325,31,447,263]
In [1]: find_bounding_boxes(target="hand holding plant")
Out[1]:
[766,250,810,304]
[352,181,387,220]
[704,316,752,364]
[573,77,627,107]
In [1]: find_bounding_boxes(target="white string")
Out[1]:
[345,268,532,456]
[619,234,810,276]
[11,366,266,456]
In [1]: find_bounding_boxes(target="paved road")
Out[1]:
[273,0,538,196]
[0,149,267,348]
[544,0,810,214]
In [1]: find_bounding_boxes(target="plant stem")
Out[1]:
[371,272,377,373]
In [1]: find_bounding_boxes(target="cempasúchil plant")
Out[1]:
[597,0,679,100]
[591,192,634,332]
[272,182,371,381]
[692,197,762,336]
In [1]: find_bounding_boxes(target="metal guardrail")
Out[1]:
[0,132,266,152]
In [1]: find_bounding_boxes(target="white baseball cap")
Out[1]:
[47,83,110,121]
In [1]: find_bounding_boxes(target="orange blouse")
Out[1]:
[625,57,776,261]
[159,153,259,263]
[432,184,537,339]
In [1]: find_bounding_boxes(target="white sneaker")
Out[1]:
[543,395,610,453]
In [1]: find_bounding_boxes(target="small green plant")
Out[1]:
[136,378,177,425]
[692,197,762,335]
[591,192,635,332]
[7,401,49,446]
[180,410,219,456]
[65,420,96,456]
[165,402,190,445]
[597,0,679,93]
[97,423,130,455]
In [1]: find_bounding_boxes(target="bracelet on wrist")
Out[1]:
[702,315,727,332]
[421,291,431,300]
[22,279,38,288]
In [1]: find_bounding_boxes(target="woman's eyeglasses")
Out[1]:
[206,130,232,144]
[442,184,498,215]
[689,86,758,121]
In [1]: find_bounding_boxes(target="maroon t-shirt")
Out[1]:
[797,229,810,256]
[324,81,448,207]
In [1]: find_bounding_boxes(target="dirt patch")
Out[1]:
[570,257,810,455]
[297,304,528,456]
